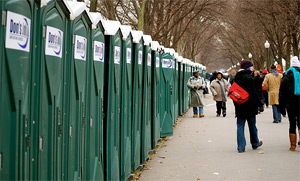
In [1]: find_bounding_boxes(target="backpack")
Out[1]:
[228,82,249,104]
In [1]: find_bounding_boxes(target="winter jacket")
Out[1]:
[210,78,229,102]
[279,67,300,114]
[263,72,283,105]
[254,75,264,101]
[233,70,262,118]
[230,73,236,85]
[187,76,206,107]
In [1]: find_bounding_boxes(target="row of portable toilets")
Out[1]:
[0,0,207,180]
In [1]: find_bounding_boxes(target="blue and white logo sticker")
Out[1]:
[5,11,31,52]
[156,57,160,68]
[114,46,120,64]
[138,51,143,65]
[162,59,173,68]
[147,53,151,66]
[126,48,131,64]
[74,35,87,61]
[94,41,104,62]
[45,26,63,58]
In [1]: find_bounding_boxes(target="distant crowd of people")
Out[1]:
[187,57,300,152]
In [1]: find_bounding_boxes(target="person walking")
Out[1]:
[229,69,237,85]
[261,69,269,108]
[233,60,263,153]
[210,72,229,117]
[187,70,206,118]
[210,71,218,83]
[254,70,264,113]
[279,56,300,151]
[263,64,283,123]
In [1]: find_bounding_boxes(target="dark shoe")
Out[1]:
[238,150,245,153]
[279,120,281,123]
[253,140,263,150]
[283,114,286,117]
[216,114,220,117]
[298,141,300,146]
[223,112,226,117]
[273,121,279,123]
[289,134,297,151]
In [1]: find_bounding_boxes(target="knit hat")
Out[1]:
[276,64,282,70]
[262,69,268,74]
[240,60,253,69]
[270,64,276,70]
[291,56,300,67]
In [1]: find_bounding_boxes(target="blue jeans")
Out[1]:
[237,115,260,152]
[193,107,203,115]
[272,105,281,122]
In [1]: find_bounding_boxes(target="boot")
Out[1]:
[289,134,297,151]
[193,114,198,118]
[298,130,300,146]
[199,114,204,118]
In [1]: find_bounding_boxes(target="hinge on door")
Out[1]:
[69,126,72,137]
[42,26,46,38]
[0,153,2,169]
[73,35,75,44]
[59,125,63,135]
[90,118,93,128]
[39,137,43,151]
[26,136,31,148]
[2,11,6,26]
[83,117,86,125]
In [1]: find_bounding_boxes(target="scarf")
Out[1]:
[285,67,300,95]
[217,79,227,102]
[271,69,279,76]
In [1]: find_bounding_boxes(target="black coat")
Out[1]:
[254,75,264,101]
[279,67,300,114]
[233,70,262,118]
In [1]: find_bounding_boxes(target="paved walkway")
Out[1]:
[139,95,300,180]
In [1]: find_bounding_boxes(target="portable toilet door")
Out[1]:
[101,20,122,181]
[119,24,133,181]
[0,1,36,180]
[86,12,105,181]
[150,41,161,150]
[35,1,70,180]
[159,52,174,137]
[62,1,92,180]
[131,30,144,171]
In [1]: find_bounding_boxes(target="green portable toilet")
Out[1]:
[182,58,189,112]
[63,1,92,180]
[141,35,152,162]
[101,19,122,181]
[174,52,179,124]
[119,24,134,181]
[0,1,36,180]
[33,1,70,180]
[86,12,105,181]
[131,30,144,171]
[160,49,175,137]
[177,56,183,116]
[150,41,161,150]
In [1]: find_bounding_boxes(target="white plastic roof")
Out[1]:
[150,41,160,51]
[142,35,152,46]
[63,1,90,21]
[174,53,179,59]
[120,25,132,40]
[40,0,51,7]
[131,30,143,43]
[89,12,103,29]
[177,56,183,62]
[101,20,121,36]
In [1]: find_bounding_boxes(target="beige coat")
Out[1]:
[210,79,229,102]
[187,76,206,107]
[263,73,282,105]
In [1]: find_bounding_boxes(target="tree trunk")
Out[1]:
[90,0,97,12]
[138,0,147,31]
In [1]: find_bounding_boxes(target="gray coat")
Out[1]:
[187,76,206,107]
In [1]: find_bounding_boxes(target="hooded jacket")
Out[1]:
[233,70,262,118]
[263,70,283,105]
